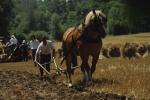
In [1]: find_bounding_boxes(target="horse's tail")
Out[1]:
[62,41,77,75]
[61,40,78,67]
[60,41,67,65]
[62,41,67,57]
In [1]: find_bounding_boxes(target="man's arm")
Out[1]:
[35,44,41,62]
[29,41,32,49]
[50,41,55,57]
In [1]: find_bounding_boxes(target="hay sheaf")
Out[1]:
[102,42,150,59]
[122,42,139,59]
[122,42,150,59]
[137,43,148,57]
[102,43,122,58]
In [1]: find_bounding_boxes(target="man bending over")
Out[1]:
[35,37,55,77]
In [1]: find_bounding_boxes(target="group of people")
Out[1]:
[5,35,55,77]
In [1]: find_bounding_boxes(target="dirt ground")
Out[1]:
[0,70,129,100]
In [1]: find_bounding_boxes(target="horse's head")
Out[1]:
[83,9,107,38]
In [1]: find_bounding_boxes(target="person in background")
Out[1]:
[35,37,55,77]
[9,35,18,46]
[29,35,39,66]
[6,35,18,52]
[20,40,29,61]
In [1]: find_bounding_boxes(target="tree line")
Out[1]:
[0,0,150,40]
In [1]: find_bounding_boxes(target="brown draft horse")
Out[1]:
[62,9,107,87]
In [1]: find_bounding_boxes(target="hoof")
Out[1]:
[62,81,73,87]
[71,69,74,75]
[56,71,61,75]
[87,80,93,86]
[68,83,73,87]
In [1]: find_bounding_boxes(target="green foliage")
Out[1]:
[50,13,61,39]
[15,33,27,44]
[1,0,150,40]
[0,0,13,37]
[107,1,129,35]
[28,31,51,41]
[123,0,150,33]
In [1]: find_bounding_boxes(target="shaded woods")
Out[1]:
[0,0,150,40]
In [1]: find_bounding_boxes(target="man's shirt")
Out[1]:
[30,39,39,50]
[36,40,54,55]
[9,37,18,45]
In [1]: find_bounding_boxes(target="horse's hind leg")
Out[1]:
[80,62,87,82]
[66,55,73,87]
[71,51,77,74]
[71,51,77,67]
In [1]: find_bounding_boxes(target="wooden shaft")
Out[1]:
[35,60,50,75]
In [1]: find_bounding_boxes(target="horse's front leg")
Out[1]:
[80,55,90,83]
[91,54,99,79]
[80,62,88,82]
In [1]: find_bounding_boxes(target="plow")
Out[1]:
[35,57,79,87]
[35,57,67,76]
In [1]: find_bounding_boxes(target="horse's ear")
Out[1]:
[83,18,85,23]
[92,9,96,15]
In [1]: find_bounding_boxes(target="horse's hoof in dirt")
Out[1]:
[87,80,93,85]
[39,77,44,80]
[68,83,73,87]
[71,69,74,75]
[56,71,61,75]
[62,81,72,87]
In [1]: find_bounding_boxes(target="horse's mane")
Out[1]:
[84,10,106,27]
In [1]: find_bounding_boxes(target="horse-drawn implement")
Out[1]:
[35,57,79,87]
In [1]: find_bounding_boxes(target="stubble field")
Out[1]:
[0,33,150,100]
